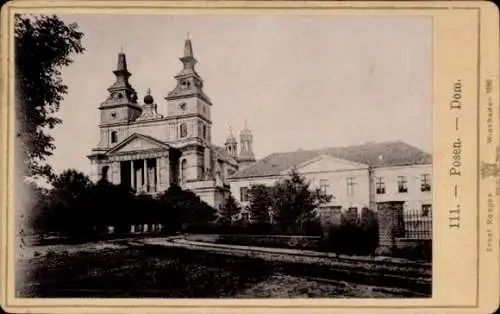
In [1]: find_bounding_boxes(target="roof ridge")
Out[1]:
[229,140,431,179]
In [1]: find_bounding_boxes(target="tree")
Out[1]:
[158,185,217,231]
[25,181,51,236]
[15,14,85,181]
[272,169,332,234]
[248,184,272,225]
[359,207,379,254]
[43,169,94,238]
[86,180,136,233]
[218,194,240,225]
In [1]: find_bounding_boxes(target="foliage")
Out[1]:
[26,181,51,235]
[247,184,272,225]
[321,207,379,255]
[29,171,218,240]
[272,169,332,233]
[15,14,85,180]
[218,194,240,225]
[158,184,217,230]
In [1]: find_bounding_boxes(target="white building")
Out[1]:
[228,141,432,221]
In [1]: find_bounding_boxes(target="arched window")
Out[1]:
[180,159,188,184]
[101,166,109,181]
[111,131,118,143]
[179,123,188,138]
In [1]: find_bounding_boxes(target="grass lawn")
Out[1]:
[16,239,424,298]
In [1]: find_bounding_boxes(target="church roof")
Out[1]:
[229,141,431,179]
[105,133,170,155]
[211,145,238,166]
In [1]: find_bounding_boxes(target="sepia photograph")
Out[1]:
[12,12,434,299]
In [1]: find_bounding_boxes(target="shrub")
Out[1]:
[320,208,378,256]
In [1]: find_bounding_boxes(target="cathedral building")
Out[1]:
[87,38,256,209]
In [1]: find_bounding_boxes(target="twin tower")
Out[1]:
[224,122,256,169]
[88,36,255,200]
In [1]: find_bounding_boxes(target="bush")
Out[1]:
[45,250,56,259]
[320,208,378,256]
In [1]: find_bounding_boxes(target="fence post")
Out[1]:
[375,201,405,256]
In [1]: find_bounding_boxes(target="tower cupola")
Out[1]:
[166,35,211,104]
[99,51,142,124]
[136,88,163,121]
[225,126,238,158]
[238,120,256,166]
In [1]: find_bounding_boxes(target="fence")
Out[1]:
[402,209,432,240]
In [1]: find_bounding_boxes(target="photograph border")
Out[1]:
[0,1,498,313]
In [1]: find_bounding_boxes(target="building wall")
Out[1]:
[229,163,433,217]
[373,164,432,214]
[96,114,213,151]
[303,169,371,212]
[230,177,278,206]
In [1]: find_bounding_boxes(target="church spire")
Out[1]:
[98,51,141,124]
[180,35,197,71]
[166,36,211,104]
[113,51,131,82]
[100,51,139,110]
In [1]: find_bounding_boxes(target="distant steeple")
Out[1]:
[225,125,238,158]
[239,120,256,166]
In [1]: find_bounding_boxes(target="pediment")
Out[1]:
[291,154,368,174]
[106,133,169,155]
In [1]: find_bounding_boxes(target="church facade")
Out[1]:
[87,38,256,209]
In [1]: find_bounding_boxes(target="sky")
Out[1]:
[45,14,432,176]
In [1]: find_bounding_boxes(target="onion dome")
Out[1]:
[144,88,154,104]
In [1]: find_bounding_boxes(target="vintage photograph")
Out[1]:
[14,13,432,299]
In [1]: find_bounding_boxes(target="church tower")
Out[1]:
[225,126,238,159]
[166,36,212,183]
[100,52,141,125]
[238,121,256,168]
[96,52,141,150]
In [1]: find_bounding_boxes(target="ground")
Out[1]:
[16,237,428,298]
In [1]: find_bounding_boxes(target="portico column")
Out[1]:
[136,162,142,192]
[155,158,160,193]
[144,159,148,192]
[157,155,170,193]
[130,160,134,189]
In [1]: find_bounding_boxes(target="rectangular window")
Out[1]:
[348,207,358,215]
[240,187,249,202]
[347,177,356,196]
[398,176,408,193]
[421,174,431,192]
[421,204,432,217]
[319,179,329,194]
[376,177,385,194]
